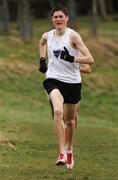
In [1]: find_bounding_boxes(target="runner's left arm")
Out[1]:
[72,31,94,65]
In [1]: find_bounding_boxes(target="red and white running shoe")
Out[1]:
[56,153,66,166]
[66,152,74,170]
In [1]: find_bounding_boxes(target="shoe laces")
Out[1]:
[67,153,73,164]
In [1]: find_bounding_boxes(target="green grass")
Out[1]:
[0,17,118,179]
[0,122,118,180]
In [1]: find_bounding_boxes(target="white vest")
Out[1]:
[46,28,81,83]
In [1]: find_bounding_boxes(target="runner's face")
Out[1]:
[52,11,69,29]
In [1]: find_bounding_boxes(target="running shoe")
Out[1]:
[56,153,66,166]
[66,152,74,169]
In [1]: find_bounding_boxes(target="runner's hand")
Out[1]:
[60,47,74,63]
[39,57,47,73]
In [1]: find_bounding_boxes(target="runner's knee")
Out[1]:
[54,107,63,118]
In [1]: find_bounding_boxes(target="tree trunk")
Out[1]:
[98,0,107,21]
[92,0,98,36]
[50,0,55,9]
[106,0,114,14]
[18,0,32,42]
[68,0,77,29]
[0,0,9,33]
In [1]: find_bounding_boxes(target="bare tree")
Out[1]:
[107,0,114,14]
[98,0,107,21]
[92,0,98,35]
[0,0,9,33]
[50,0,54,9]
[18,0,32,42]
[68,0,77,29]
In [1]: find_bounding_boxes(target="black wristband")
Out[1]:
[40,57,46,62]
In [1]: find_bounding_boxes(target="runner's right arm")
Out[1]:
[38,32,48,73]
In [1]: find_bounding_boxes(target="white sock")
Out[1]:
[65,147,73,153]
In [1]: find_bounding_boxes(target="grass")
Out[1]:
[0,17,118,179]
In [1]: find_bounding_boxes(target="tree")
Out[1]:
[91,0,98,35]
[68,0,77,29]
[0,0,9,33]
[107,0,114,14]
[18,0,32,42]
[50,0,54,9]
[98,0,107,21]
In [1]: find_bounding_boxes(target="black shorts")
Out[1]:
[43,78,82,104]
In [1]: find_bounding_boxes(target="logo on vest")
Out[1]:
[53,50,61,58]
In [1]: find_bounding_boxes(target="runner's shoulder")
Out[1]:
[70,29,81,40]
[42,32,48,40]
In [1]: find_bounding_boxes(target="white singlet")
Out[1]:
[46,28,81,84]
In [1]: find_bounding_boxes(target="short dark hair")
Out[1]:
[51,5,69,17]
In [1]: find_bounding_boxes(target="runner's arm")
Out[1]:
[80,64,91,73]
[72,32,94,65]
[39,32,48,58]
[38,32,48,73]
